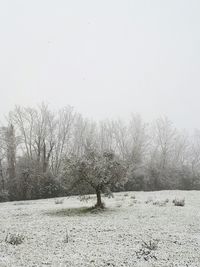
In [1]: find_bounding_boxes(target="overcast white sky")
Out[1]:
[0,1,200,129]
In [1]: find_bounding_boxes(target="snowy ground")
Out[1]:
[0,191,200,267]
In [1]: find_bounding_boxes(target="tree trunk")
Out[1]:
[0,159,4,190]
[95,188,104,208]
[6,125,16,180]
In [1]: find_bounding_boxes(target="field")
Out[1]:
[0,191,200,267]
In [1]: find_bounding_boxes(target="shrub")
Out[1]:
[141,239,159,250]
[38,172,63,199]
[5,233,25,245]
[153,198,169,207]
[145,197,153,204]
[173,198,185,207]
[136,239,159,261]
[153,200,165,207]
[54,198,64,205]
[0,190,9,202]
[103,190,114,198]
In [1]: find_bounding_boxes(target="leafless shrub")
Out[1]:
[153,200,167,207]
[173,198,185,207]
[136,239,159,261]
[0,190,9,202]
[79,195,92,202]
[145,197,153,204]
[153,200,160,206]
[63,228,69,243]
[129,197,137,205]
[5,233,25,245]
[124,193,129,197]
[142,240,159,250]
[104,191,114,198]
[54,198,64,205]
[130,195,136,199]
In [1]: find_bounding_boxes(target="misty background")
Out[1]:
[0,0,200,129]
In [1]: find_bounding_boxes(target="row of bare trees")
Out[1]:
[0,104,200,203]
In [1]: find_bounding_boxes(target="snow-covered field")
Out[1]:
[0,191,200,267]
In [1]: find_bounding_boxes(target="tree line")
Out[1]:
[0,104,200,205]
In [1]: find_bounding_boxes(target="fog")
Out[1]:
[0,0,200,129]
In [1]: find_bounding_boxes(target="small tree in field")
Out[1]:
[62,148,126,208]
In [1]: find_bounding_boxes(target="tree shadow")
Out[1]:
[44,206,109,217]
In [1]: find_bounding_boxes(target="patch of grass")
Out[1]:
[45,206,109,217]
[13,202,30,206]
[5,233,25,245]
[63,228,69,243]
[13,201,37,206]
[153,200,167,207]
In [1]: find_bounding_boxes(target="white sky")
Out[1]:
[0,0,200,129]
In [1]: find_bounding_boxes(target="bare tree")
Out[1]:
[51,106,76,176]
[0,127,6,190]
[9,104,56,173]
[5,124,16,181]
[147,117,189,189]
